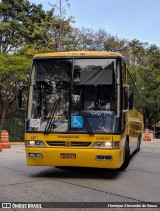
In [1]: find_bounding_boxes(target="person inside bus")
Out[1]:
[88,92,111,110]
[95,92,111,110]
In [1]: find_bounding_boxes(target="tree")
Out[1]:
[0,0,57,129]
[0,0,49,129]
[127,39,151,67]
[64,28,110,51]
[0,0,55,53]
[0,53,31,129]
[48,0,75,51]
[129,45,160,129]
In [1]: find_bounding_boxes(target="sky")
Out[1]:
[30,0,160,46]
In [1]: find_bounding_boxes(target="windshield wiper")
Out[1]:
[44,98,60,135]
[81,110,93,136]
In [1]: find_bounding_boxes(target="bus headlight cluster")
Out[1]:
[92,142,112,148]
[25,140,45,147]
[92,141,120,149]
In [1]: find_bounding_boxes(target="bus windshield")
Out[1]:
[27,58,118,134]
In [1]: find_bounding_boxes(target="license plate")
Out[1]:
[60,153,76,159]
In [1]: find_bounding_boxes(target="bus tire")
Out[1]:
[120,141,130,170]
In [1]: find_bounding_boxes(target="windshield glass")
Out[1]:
[27,58,117,133]
[28,59,71,133]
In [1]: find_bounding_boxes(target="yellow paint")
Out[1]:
[25,133,123,168]
[25,147,122,169]
[126,107,144,138]
[34,51,122,58]
[25,133,121,142]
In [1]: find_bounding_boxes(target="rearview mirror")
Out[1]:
[123,85,133,112]
[17,89,26,111]
[129,91,133,110]
[18,89,22,108]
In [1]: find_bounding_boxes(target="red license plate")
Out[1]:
[60,153,76,159]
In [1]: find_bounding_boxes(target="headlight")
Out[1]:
[92,142,112,149]
[25,140,45,147]
[92,141,120,149]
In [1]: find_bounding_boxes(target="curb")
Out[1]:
[10,142,24,145]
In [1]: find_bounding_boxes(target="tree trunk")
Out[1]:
[0,109,6,130]
[143,109,148,128]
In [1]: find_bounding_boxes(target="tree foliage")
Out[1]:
[0,53,31,129]
[0,0,49,52]
[129,44,160,128]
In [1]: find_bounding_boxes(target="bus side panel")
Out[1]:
[126,108,143,154]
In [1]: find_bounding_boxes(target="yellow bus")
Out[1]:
[24,51,143,170]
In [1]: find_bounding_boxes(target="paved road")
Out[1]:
[0,140,160,210]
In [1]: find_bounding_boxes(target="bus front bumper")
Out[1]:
[25,147,123,169]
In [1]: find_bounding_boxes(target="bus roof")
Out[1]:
[34,51,122,59]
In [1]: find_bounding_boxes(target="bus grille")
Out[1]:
[46,141,91,147]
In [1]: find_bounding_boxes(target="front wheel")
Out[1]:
[120,141,130,170]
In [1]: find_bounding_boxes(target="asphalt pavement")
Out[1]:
[0,139,160,210]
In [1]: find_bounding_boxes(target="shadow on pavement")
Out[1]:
[31,166,124,180]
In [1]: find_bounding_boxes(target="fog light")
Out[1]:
[96,155,112,160]
[28,153,43,158]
